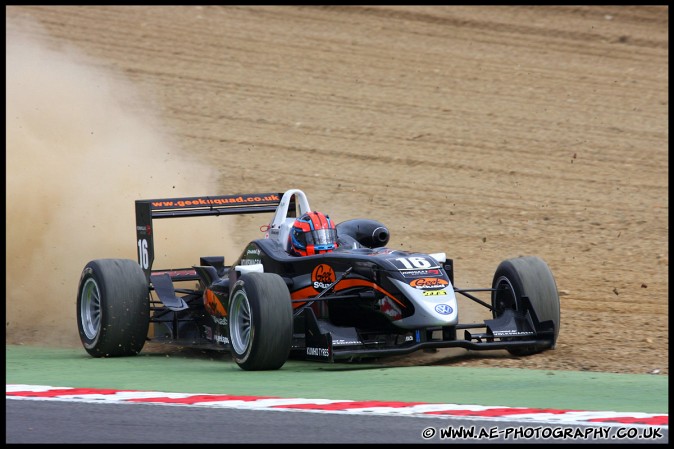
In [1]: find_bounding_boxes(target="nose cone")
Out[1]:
[389,278,458,329]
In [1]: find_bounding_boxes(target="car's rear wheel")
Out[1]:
[491,256,560,356]
[77,259,150,357]
[228,272,293,370]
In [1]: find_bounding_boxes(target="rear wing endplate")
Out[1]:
[135,192,285,281]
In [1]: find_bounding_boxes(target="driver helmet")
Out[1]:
[289,211,338,256]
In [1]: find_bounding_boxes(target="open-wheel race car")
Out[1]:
[76,189,561,371]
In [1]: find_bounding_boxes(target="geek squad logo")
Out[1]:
[312,264,335,290]
[410,277,449,290]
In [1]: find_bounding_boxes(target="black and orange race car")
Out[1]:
[76,189,560,370]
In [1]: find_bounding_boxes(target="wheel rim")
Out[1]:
[230,289,252,354]
[492,276,517,318]
[80,278,102,340]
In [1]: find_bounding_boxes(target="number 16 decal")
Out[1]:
[137,239,149,269]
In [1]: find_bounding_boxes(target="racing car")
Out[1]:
[76,189,561,371]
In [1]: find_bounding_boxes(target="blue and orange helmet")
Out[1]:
[289,211,338,256]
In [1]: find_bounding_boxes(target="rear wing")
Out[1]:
[135,192,287,281]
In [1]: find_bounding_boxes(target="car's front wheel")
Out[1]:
[77,258,150,357]
[491,256,560,356]
[228,272,293,370]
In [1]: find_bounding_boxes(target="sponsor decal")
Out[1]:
[241,258,262,265]
[246,248,261,256]
[435,304,454,315]
[401,269,441,278]
[152,269,196,277]
[312,264,336,290]
[332,339,362,345]
[215,334,229,344]
[211,315,227,326]
[204,289,227,317]
[306,347,330,357]
[136,225,152,236]
[492,329,535,336]
[423,290,447,296]
[410,277,449,290]
[150,193,280,209]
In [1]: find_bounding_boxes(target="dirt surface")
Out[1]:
[6,6,668,375]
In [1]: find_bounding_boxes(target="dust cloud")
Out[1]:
[6,19,236,347]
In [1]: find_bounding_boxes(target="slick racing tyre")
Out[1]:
[77,259,150,357]
[228,272,293,370]
[491,256,560,356]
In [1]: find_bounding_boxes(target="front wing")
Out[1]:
[298,304,555,362]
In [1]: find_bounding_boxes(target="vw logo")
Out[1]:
[435,304,453,315]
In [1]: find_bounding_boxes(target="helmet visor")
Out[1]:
[305,228,337,249]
